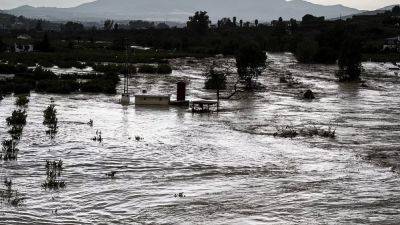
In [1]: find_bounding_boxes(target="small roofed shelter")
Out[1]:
[135,94,171,105]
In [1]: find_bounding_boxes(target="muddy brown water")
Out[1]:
[0,53,399,224]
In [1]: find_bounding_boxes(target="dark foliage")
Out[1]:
[157,64,173,74]
[337,37,363,81]
[138,64,157,74]
[235,42,266,89]
[204,68,227,90]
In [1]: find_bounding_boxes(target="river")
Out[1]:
[0,53,399,224]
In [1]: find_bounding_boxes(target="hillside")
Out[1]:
[4,0,361,22]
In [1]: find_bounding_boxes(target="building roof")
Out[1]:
[135,94,171,98]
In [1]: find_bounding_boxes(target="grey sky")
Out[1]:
[0,0,399,10]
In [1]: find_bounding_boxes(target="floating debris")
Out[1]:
[105,171,117,178]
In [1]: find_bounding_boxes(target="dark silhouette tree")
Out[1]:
[301,14,325,26]
[36,33,53,52]
[0,38,7,52]
[336,37,363,81]
[187,11,210,35]
[62,21,84,33]
[35,20,43,31]
[156,23,169,29]
[289,19,298,33]
[392,5,400,14]
[239,19,243,28]
[104,20,114,31]
[113,23,119,31]
[255,19,259,27]
[295,39,318,63]
[235,42,266,89]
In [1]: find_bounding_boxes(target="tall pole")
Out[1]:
[124,38,129,94]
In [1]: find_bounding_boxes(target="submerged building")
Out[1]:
[135,94,171,105]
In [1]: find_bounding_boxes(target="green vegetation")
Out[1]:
[157,64,173,74]
[336,37,363,81]
[81,73,120,94]
[137,64,173,74]
[274,125,336,139]
[0,63,120,95]
[6,110,27,127]
[92,63,137,74]
[42,160,65,190]
[15,95,30,107]
[204,68,227,90]
[0,178,25,207]
[43,104,58,138]
[138,64,157,73]
[1,140,19,161]
[235,42,266,89]
[2,97,29,161]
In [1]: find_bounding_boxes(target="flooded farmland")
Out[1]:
[1,53,400,224]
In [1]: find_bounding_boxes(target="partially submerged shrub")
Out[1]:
[6,110,27,127]
[303,89,315,100]
[42,160,65,190]
[273,126,298,138]
[8,126,23,140]
[0,178,25,207]
[43,104,58,138]
[204,68,226,90]
[92,130,103,142]
[274,125,336,139]
[15,95,29,107]
[1,140,19,161]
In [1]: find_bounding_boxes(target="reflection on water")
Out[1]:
[0,53,400,224]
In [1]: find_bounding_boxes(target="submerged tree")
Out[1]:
[336,37,363,81]
[15,95,29,107]
[43,104,58,138]
[235,42,266,89]
[204,68,227,90]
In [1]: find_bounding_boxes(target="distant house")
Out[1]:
[383,36,400,52]
[14,43,34,53]
[14,34,34,52]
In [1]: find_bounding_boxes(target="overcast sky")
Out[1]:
[0,0,399,10]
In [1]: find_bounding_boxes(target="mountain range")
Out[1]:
[2,0,364,22]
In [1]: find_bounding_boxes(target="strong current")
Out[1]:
[1,53,399,224]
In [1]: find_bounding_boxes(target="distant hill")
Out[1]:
[4,0,362,22]
[338,4,399,20]
[0,10,59,30]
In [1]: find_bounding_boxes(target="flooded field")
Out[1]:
[1,53,400,224]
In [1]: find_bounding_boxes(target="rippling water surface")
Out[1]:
[1,53,400,224]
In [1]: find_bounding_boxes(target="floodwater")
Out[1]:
[0,53,400,224]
